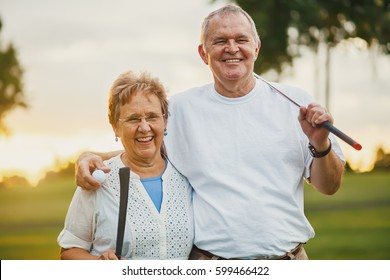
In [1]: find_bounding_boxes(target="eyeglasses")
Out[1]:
[118,114,165,126]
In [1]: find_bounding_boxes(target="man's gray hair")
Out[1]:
[200,4,260,49]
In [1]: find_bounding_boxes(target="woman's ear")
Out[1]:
[112,124,120,139]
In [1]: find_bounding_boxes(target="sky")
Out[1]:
[1,0,389,185]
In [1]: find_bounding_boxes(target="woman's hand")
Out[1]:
[98,249,120,260]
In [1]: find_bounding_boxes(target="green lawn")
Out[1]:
[0,172,389,260]
[304,171,390,259]
[0,177,75,260]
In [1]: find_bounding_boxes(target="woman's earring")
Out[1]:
[115,136,119,142]
[164,129,168,136]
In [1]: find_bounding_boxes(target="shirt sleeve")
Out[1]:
[57,187,96,250]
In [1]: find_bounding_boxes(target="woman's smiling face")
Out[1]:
[114,91,166,164]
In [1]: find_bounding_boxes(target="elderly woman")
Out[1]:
[57,71,193,259]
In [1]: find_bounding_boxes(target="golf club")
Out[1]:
[254,73,362,151]
[116,167,130,259]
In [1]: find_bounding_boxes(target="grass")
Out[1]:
[0,177,75,260]
[303,171,390,259]
[0,172,389,260]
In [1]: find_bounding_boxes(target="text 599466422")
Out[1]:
[215,266,270,276]
[121,264,270,277]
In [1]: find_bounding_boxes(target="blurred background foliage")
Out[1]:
[0,18,27,136]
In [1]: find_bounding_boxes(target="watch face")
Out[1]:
[308,144,317,157]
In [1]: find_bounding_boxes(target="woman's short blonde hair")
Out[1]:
[108,70,168,126]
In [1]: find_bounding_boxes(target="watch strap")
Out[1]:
[309,139,332,158]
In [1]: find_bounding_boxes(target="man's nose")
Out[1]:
[225,40,239,53]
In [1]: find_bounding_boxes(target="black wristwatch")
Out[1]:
[308,139,332,158]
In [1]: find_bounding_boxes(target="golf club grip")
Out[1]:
[321,121,362,150]
[116,167,130,259]
[254,74,362,151]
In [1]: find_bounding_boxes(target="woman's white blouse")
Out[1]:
[58,155,194,259]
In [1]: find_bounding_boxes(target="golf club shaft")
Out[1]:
[254,73,362,150]
[116,167,130,259]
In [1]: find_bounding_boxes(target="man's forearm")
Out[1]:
[309,150,345,195]
[94,150,123,161]
[80,150,123,162]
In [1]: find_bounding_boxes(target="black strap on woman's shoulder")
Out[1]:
[116,167,130,259]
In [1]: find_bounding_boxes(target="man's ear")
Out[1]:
[198,44,208,65]
[254,39,261,60]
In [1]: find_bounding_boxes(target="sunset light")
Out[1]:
[1,0,389,187]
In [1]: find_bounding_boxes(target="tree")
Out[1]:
[0,175,31,188]
[219,0,389,108]
[0,17,26,136]
[373,146,390,171]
